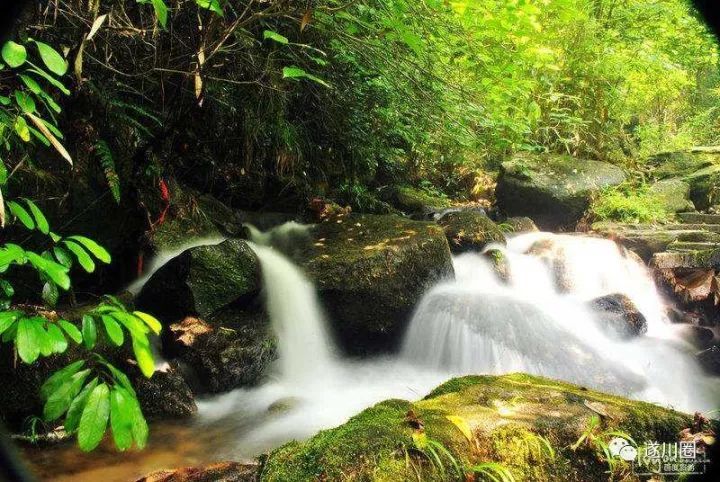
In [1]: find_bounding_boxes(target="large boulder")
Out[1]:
[436,209,505,253]
[496,154,626,230]
[136,239,260,321]
[303,214,454,353]
[647,147,720,210]
[648,178,695,213]
[383,185,452,218]
[262,373,693,481]
[590,293,648,338]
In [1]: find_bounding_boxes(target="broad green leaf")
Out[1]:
[14,116,30,142]
[14,91,36,114]
[65,377,98,433]
[100,360,136,397]
[195,0,224,16]
[282,66,331,88]
[25,252,70,290]
[113,311,149,338]
[127,388,148,448]
[7,200,35,229]
[43,369,90,421]
[78,383,110,451]
[28,67,70,95]
[16,317,40,363]
[101,315,124,346]
[132,337,155,378]
[42,281,59,306]
[36,322,53,357]
[34,41,68,76]
[150,0,168,28]
[63,240,95,273]
[81,315,97,349]
[0,279,13,297]
[0,311,19,334]
[24,198,49,234]
[46,323,68,353]
[40,360,85,399]
[263,30,289,45]
[2,41,27,68]
[110,386,134,450]
[67,236,111,264]
[53,246,73,268]
[133,311,162,335]
[58,319,82,344]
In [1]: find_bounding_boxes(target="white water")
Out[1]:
[402,232,717,412]
[132,226,716,460]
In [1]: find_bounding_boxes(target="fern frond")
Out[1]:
[95,140,121,204]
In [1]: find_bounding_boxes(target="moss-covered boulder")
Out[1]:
[590,293,647,338]
[137,462,258,482]
[496,154,626,230]
[262,373,693,482]
[436,210,505,253]
[136,239,260,321]
[303,214,453,353]
[648,178,695,213]
[385,186,452,217]
[504,216,539,234]
[647,147,720,210]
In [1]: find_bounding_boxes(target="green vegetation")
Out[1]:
[591,184,669,224]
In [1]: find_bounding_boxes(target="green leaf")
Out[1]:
[195,0,224,16]
[282,66,330,88]
[7,200,35,229]
[127,388,148,448]
[14,116,31,142]
[43,369,90,421]
[34,41,68,76]
[63,240,95,273]
[46,323,68,353]
[0,311,19,334]
[150,0,169,28]
[133,311,162,335]
[100,360,136,397]
[78,383,110,451]
[132,337,155,378]
[65,377,98,433]
[36,322,53,357]
[67,236,111,264]
[28,67,70,95]
[58,319,82,344]
[40,359,85,399]
[2,41,27,68]
[24,198,49,234]
[113,311,149,338]
[16,317,40,363]
[81,315,97,349]
[53,246,73,268]
[101,315,124,346]
[110,386,134,450]
[42,281,59,306]
[14,91,36,114]
[25,252,70,290]
[263,30,289,45]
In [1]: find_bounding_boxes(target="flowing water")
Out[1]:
[23,227,718,481]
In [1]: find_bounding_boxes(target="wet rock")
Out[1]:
[590,293,648,338]
[697,345,720,376]
[383,185,451,217]
[136,239,261,321]
[647,148,720,210]
[132,363,197,419]
[675,325,715,350]
[496,153,626,230]
[262,373,691,482]
[648,178,695,213]
[436,209,505,253]
[136,461,258,482]
[503,216,539,234]
[484,248,510,282]
[303,213,453,353]
[167,314,276,393]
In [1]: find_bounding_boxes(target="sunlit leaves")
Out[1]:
[78,382,110,451]
[282,66,330,88]
[34,41,68,76]
[1,41,26,68]
[264,30,289,45]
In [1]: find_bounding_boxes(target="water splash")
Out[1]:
[402,232,716,412]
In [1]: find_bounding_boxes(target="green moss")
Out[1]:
[261,374,693,481]
[394,186,451,213]
[437,210,505,253]
[591,184,669,224]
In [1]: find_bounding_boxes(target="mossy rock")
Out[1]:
[261,374,692,482]
[496,154,626,230]
[303,214,453,353]
[648,178,695,213]
[503,216,539,234]
[136,239,261,321]
[388,186,452,216]
[647,148,720,210]
[436,210,505,253]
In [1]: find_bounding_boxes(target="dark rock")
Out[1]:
[436,209,505,253]
[303,213,453,353]
[697,345,720,376]
[675,325,715,350]
[132,363,197,419]
[136,461,258,482]
[137,239,261,321]
[590,293,648,338]
[496,153,626,230]
[503,216,539,234]
[167,314,276,393]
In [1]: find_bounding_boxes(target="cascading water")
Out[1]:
[402,232,717,412]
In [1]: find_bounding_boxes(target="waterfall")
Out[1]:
[402,232,715,411]
[247,239,336,385]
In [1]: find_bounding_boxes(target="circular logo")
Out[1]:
[619,445,638,461]
[609,437,629,457]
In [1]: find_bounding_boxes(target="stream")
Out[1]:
[22,227,719,481]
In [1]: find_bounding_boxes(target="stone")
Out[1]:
[503,216,539,234]
[648,178,695,213]
[697,345,720,376]
[590,293,648,338]
[496,154,626,230]
[136,462,257,482]
[436,209,505,253]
